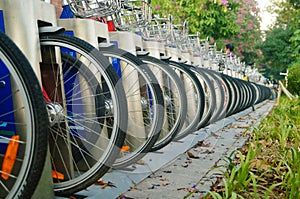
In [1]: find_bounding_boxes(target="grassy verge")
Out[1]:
[204,97,300,199]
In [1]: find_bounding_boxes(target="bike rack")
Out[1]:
[58,18,110,48]
[0,1,274,198]
[109,31,144,55]
[0,0,59,198]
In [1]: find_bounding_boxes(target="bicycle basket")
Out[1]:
[187,33,201,52]
[143,17,170,42]
[67,0,120,18]
[112,0,151,31]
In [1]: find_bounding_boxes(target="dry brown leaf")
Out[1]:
[235,125,249,129]
[249,159,269,171]
[187,151,200,159]
[136,159,146,165]
[239,116,248,121]
[94,178,116,189]
[201,149,215,154]
[159,177,168,181]
[197,140,211,147]
[116,194,134,199]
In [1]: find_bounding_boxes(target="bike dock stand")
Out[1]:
[143,40,165,58]
[57,18,110,48]
[109,31,144,56]
[0,0,59,198]
[110,31,160,159]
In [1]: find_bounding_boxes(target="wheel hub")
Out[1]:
[46,102,64,126]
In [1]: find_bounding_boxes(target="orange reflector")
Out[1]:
[1,135,20,180]
[121,145,130,152]
[52,170,64,180]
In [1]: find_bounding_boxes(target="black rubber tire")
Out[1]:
[166,61,205,141]
[138,55,188,149]
[220,74,238,117]
[0,31,48,199]
[199,68,226,124]
[190,67,216,129]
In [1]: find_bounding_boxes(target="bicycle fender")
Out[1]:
[38,26,65,35]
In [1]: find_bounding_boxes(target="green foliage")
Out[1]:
[287,60,300,95]
[193,1,240,40]
[289,11,300,59]
[262,0,300,82]
[206,97,300,198]
[258,26,294,80]
[151,0,263,63]
[151,0,240,40]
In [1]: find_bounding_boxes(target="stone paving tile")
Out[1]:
[122,102,274,199]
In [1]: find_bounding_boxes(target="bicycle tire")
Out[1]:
[199,68,226,124]
[0,31,48,199]
[138,55,188,150]
[189,67,216,129]
[220,74,238,117]
[166,61,205,141]
[211,70,230,120]
[39,33,128,196]
[99,46,165,168]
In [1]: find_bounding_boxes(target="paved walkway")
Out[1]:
[75,100,274,199]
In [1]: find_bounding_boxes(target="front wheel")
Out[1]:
[0,31,48,199]
[39,33,128,196]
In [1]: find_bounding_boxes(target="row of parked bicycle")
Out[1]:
[0,0,275,198]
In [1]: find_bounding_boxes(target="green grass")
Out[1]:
[204,97,300,199]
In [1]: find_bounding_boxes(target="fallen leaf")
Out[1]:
[162,182,170,186]
[197,140,204,146]
[94,179,117,189]
[148,184,161,189]
[136,159,146,165]
[159,177,168,181]
[116,194,135,199]
[197,140,210,147]
[201,149,215,154]
[187,151,200,159]
[185,158,192,164]
[182,163,189,168]
[69,194,87,199]
[249,159,269,171]
[239,116,248,121]
[211,132,220,138]
[128,186,138,191]
[234,125,249,129]
[94,178,105,186]
[188,185,197,192]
